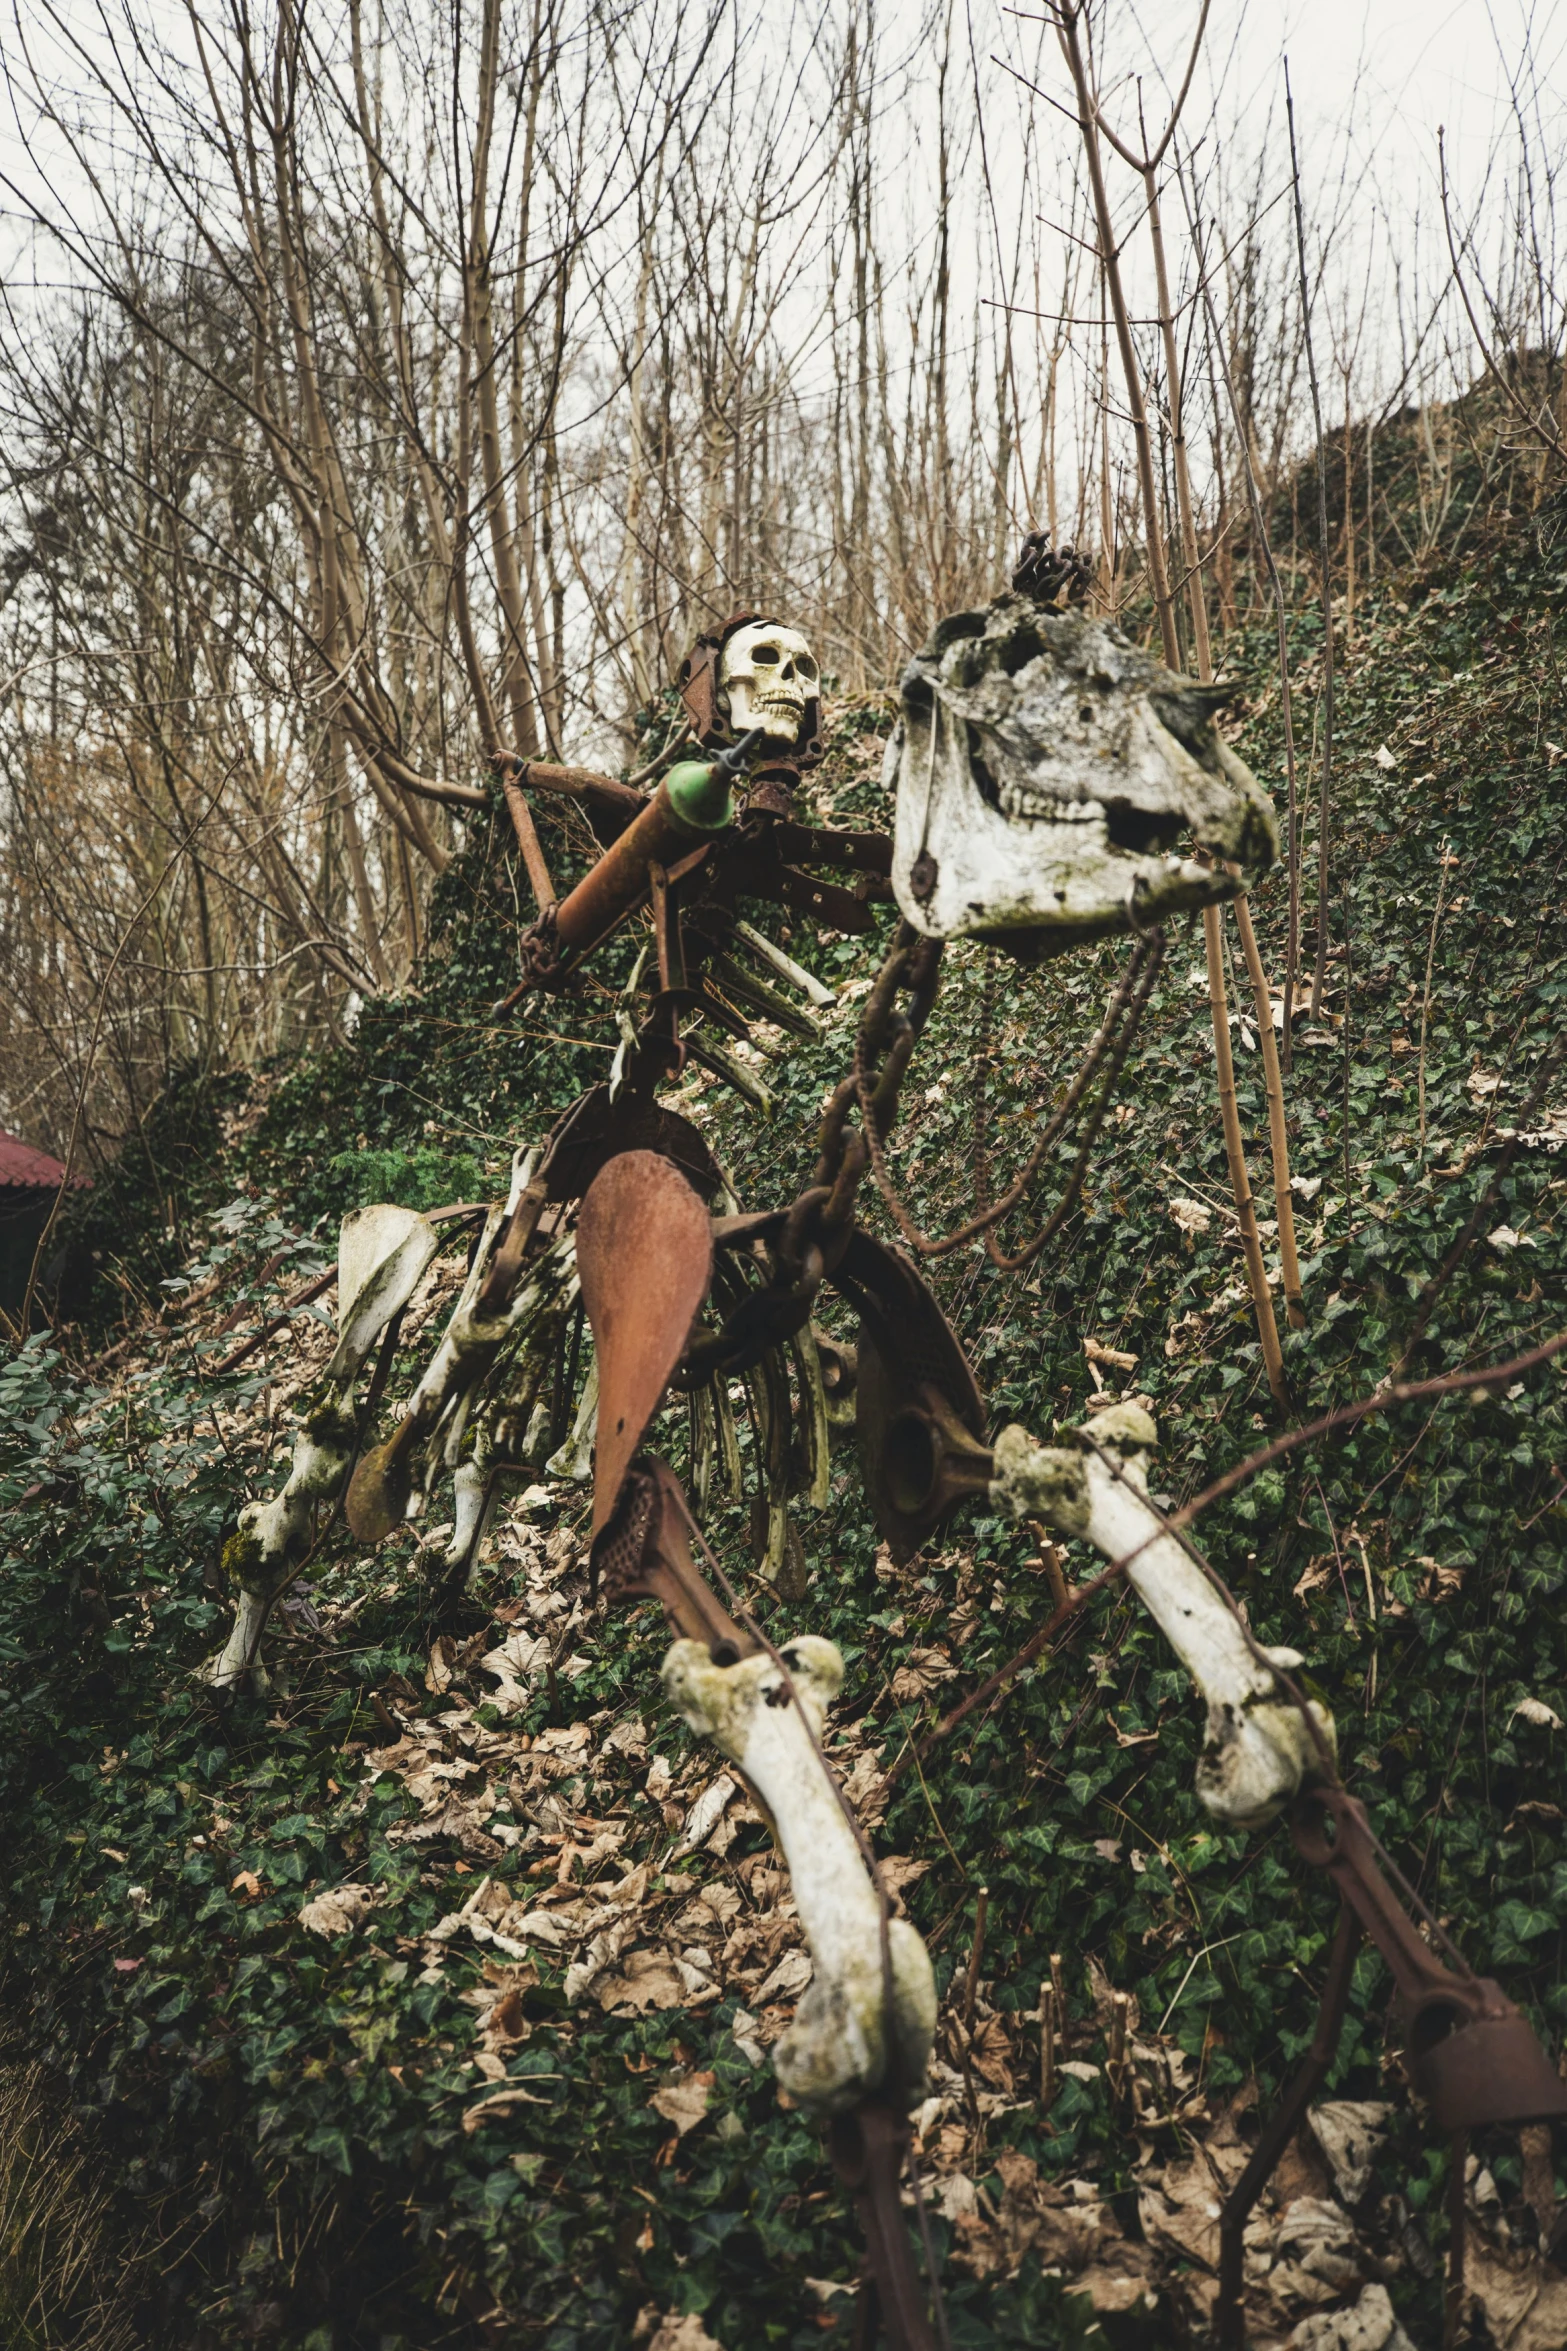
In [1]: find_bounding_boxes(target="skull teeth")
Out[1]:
[997,781,1100,824]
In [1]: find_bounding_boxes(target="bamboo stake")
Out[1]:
[1073,19,1294,1395]
[1417,840,1453,1150]
[1206,899,1289,1409]
[1040,1983,1057,2112]
[1230,890,1307,1328]
[1145,160,1304,1325]
[1186,196,1305,1076]
[1286,65,1337,1017]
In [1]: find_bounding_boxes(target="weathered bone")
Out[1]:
[662,1635,936,2113]
[990,1403,1335,1827]
[208,1204,438,1690]
[347,1153,581,1540]
[887,594,1278,952]
[328,1205,440,1382]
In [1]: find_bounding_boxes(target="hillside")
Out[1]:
[2,478,1566,2351]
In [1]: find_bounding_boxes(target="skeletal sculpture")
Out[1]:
[199,569,1567,2345]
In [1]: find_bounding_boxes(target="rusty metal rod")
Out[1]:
[1217,1903,1361,2349]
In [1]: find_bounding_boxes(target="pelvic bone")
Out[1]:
[662,1634,936,2113]
[990,1404,1335,1828]
[718,620,819,744]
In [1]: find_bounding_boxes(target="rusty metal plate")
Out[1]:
[832,1228,988,1562]
[576,1150,714,1534]
[1408,1992,1567,2132]
[540,1084,724,1206]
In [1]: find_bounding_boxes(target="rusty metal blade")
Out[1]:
[593,1460,757,1660]
[576,1150,713,1533]
[345,1415,420,1543]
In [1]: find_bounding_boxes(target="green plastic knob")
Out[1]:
[663,759,735,835]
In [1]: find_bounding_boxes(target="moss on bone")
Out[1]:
[988,1423,1091,1535]
[220,1527,265,1587]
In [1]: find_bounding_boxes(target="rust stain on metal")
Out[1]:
[576,1149,713,1534]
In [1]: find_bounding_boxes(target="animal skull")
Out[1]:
[718,620,819,744]
[886,594,1279,954]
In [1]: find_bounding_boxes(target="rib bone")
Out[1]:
[208,1206,438,1690]
[661,1635,936,2114]
[990,1403,1335,1827]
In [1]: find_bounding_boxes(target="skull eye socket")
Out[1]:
[751,643,781,665]
[797,654,819,683]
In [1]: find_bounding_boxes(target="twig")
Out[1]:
[1230,890,1308,1328]
[960,1886,990,2038]
[1206,899,1289,1407]
[1185,191,1305,1069]
[1417,840,1454,1149]
[1286,64,1337,1016]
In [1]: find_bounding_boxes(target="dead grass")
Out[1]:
[0,2059,142,2350]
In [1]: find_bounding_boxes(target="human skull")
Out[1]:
[718,621,819,744]
[886,595,1278,955]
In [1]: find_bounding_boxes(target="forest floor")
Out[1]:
[4,462,1567,2351]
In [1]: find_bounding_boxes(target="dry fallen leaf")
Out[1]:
[230,1869,262,1899]
[1414,1555,1466,1603]
[596,1949,688,2015]
[1306,2101,1391,2204]
[672,1773,737,1855]
[645,2316,725,2351]
[1288,2281,1416,2349]
[1510,1696,1564,1732]
[461,2080,553,2133]
[1170,1196,1214,1239]
[649,2069,715,2137]
[1139,2156,1224,2271]
[1465,2241,1567,2351]
[889,1647,957,1704]
[298,1882,381,1938]
[754,1947,813,2004]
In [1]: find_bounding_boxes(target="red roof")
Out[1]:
[0,1129,92,1189]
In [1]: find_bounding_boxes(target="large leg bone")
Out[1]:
[990,1403,1335,1828]
[209,1206,439,1690]
[662,1635,936,2114]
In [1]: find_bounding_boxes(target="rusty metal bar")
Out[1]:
[1217,1903,1361,2349]
[829,2100,941,2351]
[548,763,736,966]
[500,771,558,911]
